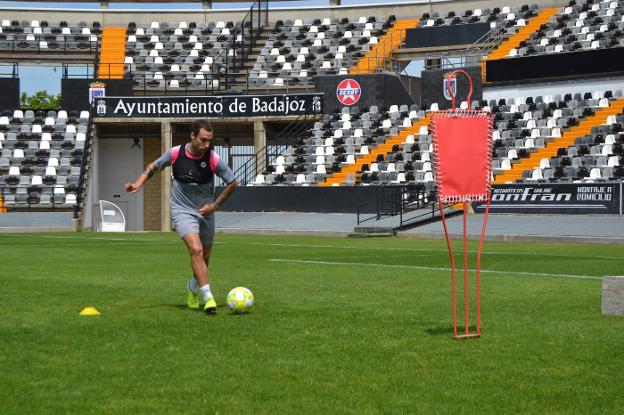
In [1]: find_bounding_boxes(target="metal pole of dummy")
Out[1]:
[432,69,493,339]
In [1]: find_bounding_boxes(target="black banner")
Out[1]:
[218,185,379,213]
[62,78,133,112]
[0,78,19,110]
[421,66,482,111]
[93,93,323,118]
[485,47,624,83]
[314,74,414,114]
[474,183,621,214]
[406,23,490,48]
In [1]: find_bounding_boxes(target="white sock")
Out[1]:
[199,284,213,302]
[188,277,198,293]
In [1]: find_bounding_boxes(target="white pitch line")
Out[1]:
[0,241,179,248]
[241,241,624,261]
[269,258,603,280]
[0,234,175,243]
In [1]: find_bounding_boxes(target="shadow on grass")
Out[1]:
[149,304,226,311]
[227,311,253,317]
[169,304,253,316]
[426,325,479,336]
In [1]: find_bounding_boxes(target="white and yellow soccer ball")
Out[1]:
[226,287,254,313]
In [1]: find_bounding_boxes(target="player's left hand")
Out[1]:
[199,203,218,216]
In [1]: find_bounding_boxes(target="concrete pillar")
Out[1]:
[602,276,624,316]
[160,121,172,232]
[100,1,109,9]
[202,0,212,10]
[253,120,266,153]
[252,120,267,183]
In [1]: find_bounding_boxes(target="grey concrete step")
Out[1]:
[349,226,396,237]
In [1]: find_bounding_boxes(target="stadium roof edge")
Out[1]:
[0,0,444,22]
[0,0,441,13]
[0,0,566,25]
[0,0,568,12]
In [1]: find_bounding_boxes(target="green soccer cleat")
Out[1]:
[204,297,217,314]
[187,289,200,309]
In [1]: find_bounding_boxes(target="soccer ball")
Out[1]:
[226,287,254,313]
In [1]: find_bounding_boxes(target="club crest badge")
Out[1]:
[89,81,106,105]
[443,73,457,101]
[96,99,106,116]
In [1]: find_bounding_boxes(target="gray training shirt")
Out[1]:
[153,144,235,216]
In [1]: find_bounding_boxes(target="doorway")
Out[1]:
[98,138,144,231]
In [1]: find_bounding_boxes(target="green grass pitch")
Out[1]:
[1,232,623,414]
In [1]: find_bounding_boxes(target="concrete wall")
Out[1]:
[0,0,567,27]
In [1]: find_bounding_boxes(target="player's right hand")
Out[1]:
[125,182,140,193]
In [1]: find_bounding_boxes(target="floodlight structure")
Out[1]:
[430,70,494,339]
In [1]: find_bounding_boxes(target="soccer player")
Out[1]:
[125,119,237,314]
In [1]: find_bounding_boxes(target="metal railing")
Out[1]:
[0,62,18,78]
[356,185,405,224]
[232,112,316,186]
[353,30,406,75]
[75,116,94,218]
[217,0,269,89]
[419,24,508,71]
[61,63,97,79]
[115,64,317,95]
[356,184,462,230]
[0,35,99,54]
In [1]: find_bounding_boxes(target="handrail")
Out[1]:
[421,23,508,71]
[216,0,268,89]
[122,67,316,96]
[232,112,315,186]
[93,33,100,75]
[75,115,94,218]
[356,30,406,75]
[356,183,451,230]
[0,62,19,78]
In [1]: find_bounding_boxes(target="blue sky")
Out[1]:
[0,0,417,95]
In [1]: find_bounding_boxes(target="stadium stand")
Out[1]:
[0,19,99,53]
[1,0,623,228]
[123,20,245,89]
[505,0,624,57]
[418,4,540,29]
[0,109,91,208]
[249,88,624,186]
[249,15,396,84]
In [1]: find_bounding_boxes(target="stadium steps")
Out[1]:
[349,226,396,237]
[481,7,559,82]
[350,19,419,75]
[98,27,127,79]
[230,28,272,89]
[493,98,624,184]
[320,115,431,186]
